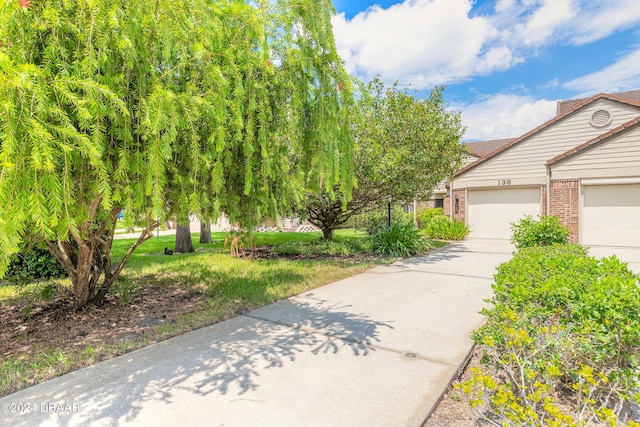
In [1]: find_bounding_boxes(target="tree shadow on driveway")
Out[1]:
[3,298,393,426]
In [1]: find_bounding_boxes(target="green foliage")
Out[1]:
[16,280,63,320]
[460,244,640,425]
[415,207,444,228]
[416,207,469,240]
[354,80,466,202]
[112,276,138,306]
[489,244,640,367]
[351,205,409,235]
[511,215,570,248]
[0,0,354,308]
[303,77,466,239]
[371,223,428,257]
[6,244,66,281]
[272,234,372,256]
[459,324,640,427]
[421,215,469,240]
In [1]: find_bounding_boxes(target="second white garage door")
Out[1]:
[467,187,541,239]
[582,184,640,247]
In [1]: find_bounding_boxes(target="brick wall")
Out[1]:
[549,179,579,243]
[422,200,437,209]
[451,189,466,223]
[443,196,450,216]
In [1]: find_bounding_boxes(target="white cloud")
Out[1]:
[564,48,640,95]
[454,94,558,141]
[494,0,516,14]
[331,0,640,141]
[567,0,640,44]
[518,0,576,46]
[332,0,510,89]
[332,0,640,90]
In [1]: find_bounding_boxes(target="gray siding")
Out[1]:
[454,100,640,188]
[551,126,640,179]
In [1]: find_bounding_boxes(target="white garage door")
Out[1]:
[467,187,541,239]
[582,184,640,247]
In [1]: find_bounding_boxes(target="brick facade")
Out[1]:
[422,200,437,209]
[549,179,580,243]
[451,189,466,223]
[443,195,450,216]
[419,197,447,212]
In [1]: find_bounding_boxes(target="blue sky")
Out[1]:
[330,0,640,141]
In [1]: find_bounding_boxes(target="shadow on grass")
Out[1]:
[1,298,393,426]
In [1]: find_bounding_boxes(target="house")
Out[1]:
[422,138,513,212]
[449,90,640,247]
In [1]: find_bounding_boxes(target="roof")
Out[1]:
[556,89,640,116]
[455,91,640,177]
[465,138,514,158]
[547,116,640,166]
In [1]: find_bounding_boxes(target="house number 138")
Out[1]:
[498,179,512,186]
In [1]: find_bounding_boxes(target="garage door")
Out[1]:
[582,184,640,247]
[467,187,541,239]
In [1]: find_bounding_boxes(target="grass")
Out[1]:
[271,229,372,256]
[0,285,19,300]
[0,229,445,396]
[112,230,380,307]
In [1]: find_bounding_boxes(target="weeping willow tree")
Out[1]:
[0,0,354,310]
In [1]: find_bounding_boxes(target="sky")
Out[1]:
[330,0,640,141]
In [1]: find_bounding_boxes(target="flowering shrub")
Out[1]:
[458,244,640,426]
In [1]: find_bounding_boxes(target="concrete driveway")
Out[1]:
[1,239,515,427]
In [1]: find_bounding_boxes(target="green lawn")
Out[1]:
[111,230,380,308]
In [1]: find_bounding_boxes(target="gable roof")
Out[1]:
[455,92,640,177]
[556,89,640,116]
[547,116,640,166]
[465,138,514,158]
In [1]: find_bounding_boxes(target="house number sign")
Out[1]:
[497,179,512,186]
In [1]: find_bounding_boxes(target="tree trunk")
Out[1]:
[200,220,212,244]
[175,224,195,253]
[321,227,334,241]
[45,210,159,311]
[71,243,100,309]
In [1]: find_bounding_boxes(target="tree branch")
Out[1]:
[45,240,77,279]
[104,215,159,289]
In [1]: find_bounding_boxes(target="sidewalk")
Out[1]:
[0,240,515,427]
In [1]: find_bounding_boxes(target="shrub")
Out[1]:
[371,222,428,257]
[510,215,569,248]
[415,207,444,228]
[459,244,640,426]
[5,243,67,282]
[351,205,411,235]
[417,207,469,240]
[421,216,469,240]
